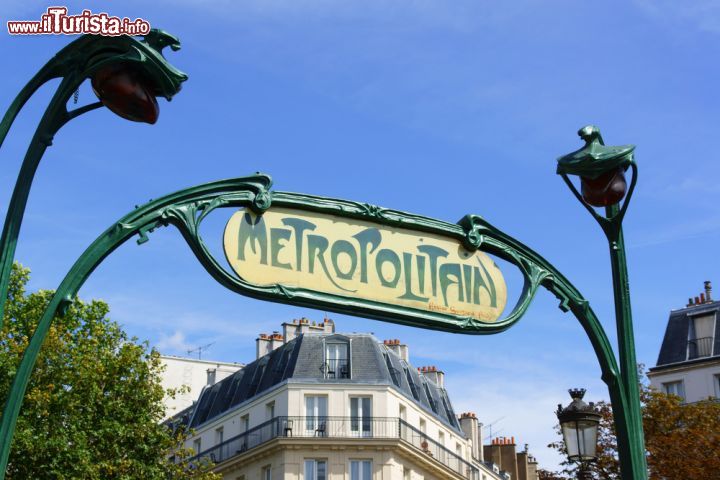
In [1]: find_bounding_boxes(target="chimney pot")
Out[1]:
[700,293,706,303]
[705,281,712,302]
[695,296,700,305]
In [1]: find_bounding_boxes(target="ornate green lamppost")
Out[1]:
[0,30,187,324]
[557,125,647,479]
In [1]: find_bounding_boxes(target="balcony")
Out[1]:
[321,358,350,379]
[189,416,480,479]
[688,336,714,359]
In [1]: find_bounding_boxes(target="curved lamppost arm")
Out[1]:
[0,172,642,479]
[0,30,187,325]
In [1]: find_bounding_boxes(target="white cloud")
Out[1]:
[155,330,193,354]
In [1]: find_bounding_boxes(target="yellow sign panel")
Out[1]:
[223,208,507,322]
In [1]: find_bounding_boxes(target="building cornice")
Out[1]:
[648,356,720,376]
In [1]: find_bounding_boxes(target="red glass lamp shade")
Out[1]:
[580,167,627,207]
[91,64,159,124]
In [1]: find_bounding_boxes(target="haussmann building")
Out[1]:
[168,317,540,480]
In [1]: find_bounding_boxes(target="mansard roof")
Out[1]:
[182,332,462,435]
[652,300,720,370]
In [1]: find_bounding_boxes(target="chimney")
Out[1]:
[206,368,217,386]
[270,331,284,351]
[256,333,271,359]
[299,317,312,335]
[484,437,519,480]
[282,320,298,343]
[384,339,409,362]
[516,448,532,480]
[705,281,713,302]
[323,316,335,333]
[419,365,445,388]
[459,412,482,461]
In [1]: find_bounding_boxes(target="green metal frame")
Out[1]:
[0,170,646,478]
[0,30,646,480]
[0,30,187,325]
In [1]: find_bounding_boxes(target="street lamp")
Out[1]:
[557,125,633,207]
[557,126,647,479]
[556,388,601,479]
[91,62,161,124]
[0,30,187,324]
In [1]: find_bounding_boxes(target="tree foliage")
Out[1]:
[547,372,720,479]
[0,263,218,479]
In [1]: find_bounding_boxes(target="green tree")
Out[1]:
[547,372,720,479]
[0,263,218,479]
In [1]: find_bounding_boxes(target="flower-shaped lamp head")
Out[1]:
[557,126,635,207]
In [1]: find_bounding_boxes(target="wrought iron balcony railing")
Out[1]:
[188,416,480,479]
[321,359,350,379]
[688,336,714,359]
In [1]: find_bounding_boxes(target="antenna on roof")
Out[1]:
[187,342,215,360]
[483,416,505,441]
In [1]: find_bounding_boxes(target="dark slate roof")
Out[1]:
[184,333,463,434]
[653,301,720,369]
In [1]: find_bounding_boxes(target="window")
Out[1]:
[456,442,463,459]
[688,314,715,359]
[441,395,458,428]
[437,431,446,462]
[305,395,328,432]
[419,418,426,434]
[384,353,401,386]
[715,374,720,398]
[304,459,327,480]
[403,466,411,480]
[207,368,216,385]
[350,396,372,435]
[266,401,275,420]
[350,460,372,480]
[325,341,349,378]
[663,381,686,401]
[193,438,202,454]
[423,382,438,413]
[215,427,224,445]
[404,368,420,400]
[261,465,271,480]
[241,414,250,432]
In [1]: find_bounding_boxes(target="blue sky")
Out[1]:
[2,0,719,470]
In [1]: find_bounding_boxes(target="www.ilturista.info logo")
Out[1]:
[7,7,151,36]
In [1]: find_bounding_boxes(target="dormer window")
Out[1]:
[323,336,350,379]
[688,313,716,359]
